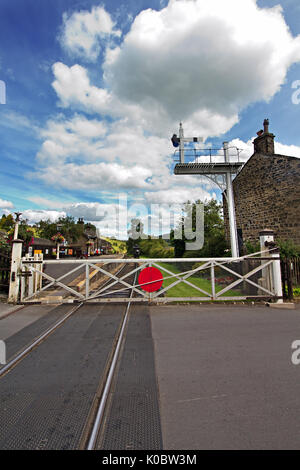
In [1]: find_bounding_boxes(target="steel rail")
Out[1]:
[86,269,137,450]
[86,262,129,301]
[0,302,83,378]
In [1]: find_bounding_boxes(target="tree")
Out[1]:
[171,199,227,258]
[37,216,83,243]
[127,218,144,254]
[0,214,14,231]
[170,229,185,257]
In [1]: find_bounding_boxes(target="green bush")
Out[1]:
[139,239,174,258]
[294,287,300,297]
[277,239,300,259]
[244,240,261,254]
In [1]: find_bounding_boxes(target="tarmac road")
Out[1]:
[150,303,300,450]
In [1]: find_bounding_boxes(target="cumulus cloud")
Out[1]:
[52,63,112,113]
[228,137,300,160]
[37,114,107,165]
[36,113,170,169]
[144,187,213,204]
[104,0,300,136]
[52,0,300,139]
[31,161,153,191]
[0,198,14,209]
[32,0,300,232]
[59,6,121,61]
[21,209,66,224]
[27,197,69,209]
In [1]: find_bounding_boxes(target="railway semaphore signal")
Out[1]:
[171,122,203,163]
[172,122,241,258]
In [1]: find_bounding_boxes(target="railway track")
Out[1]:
[0,262,161,450]
[0,263,136,378]
[85,267,137,450]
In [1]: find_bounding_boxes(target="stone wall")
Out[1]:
[223,152,300,248]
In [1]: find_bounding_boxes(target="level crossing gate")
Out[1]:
[19,249,283,304]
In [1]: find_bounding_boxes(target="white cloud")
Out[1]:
[21,209,66,224]
[0,111,39,133]
[37,114,107,165]
[104,0,300,137]
[59,5,121,61]
[32,0,300,226]
[228,137,300,160]
[52,63,112,113]
[36,113,170,169]
[32,161,153,191]
[52,0,300,139]
[27,197,69,209]
[144,187,213,204]
[0,198,14,209]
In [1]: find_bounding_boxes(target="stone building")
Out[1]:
[223,119,300,250]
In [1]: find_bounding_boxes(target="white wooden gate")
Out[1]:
[19,249,283,303]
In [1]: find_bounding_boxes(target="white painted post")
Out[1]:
[211,262,216,300]
[272,251,283,303]
[223,142,239,258]
[28,256,33,298]
[8,239,23,303]
[33,253,38,294]
[39,253,43,290]
[20,256,26,302]
[56,242,60,260]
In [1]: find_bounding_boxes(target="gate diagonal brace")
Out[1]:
[85,262,147,299]
[89,263,149,300]
[214,260,274,297]
[151,261,212,298]
[22,265,85,300]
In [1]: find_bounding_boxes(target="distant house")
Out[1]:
[223,120,300,250]
[68,219,113,257]
[28,237,56,258]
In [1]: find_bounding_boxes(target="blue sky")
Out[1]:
[0,0,300,237]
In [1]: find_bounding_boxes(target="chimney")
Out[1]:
[253,118,275,155]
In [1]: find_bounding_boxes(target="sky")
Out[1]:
[0,0,300,238]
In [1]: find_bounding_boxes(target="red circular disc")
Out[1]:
[138,267,163,292]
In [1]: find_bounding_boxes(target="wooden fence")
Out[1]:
[281,256,300,300]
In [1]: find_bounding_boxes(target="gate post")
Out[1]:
[259,229,274,293]
[271,250,283,303]
[259,229,283,303]
[8,238,23,303]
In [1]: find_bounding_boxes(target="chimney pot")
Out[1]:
[263,118,269,133]
[253,118,275,155]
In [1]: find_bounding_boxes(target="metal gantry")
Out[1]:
[172,123,243,258]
